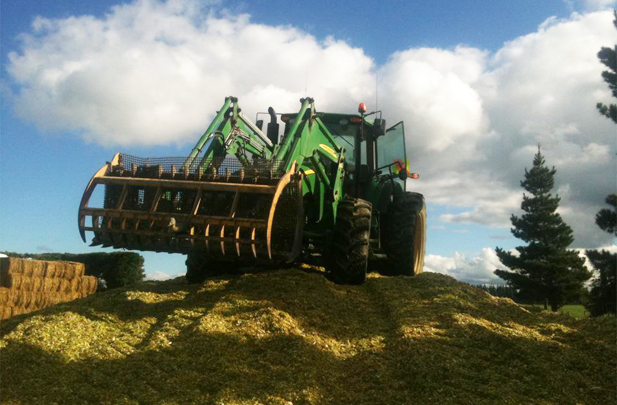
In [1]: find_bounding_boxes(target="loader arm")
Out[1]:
[186,97,275,170]
[272,98,347,224]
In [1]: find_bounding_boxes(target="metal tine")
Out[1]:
[251,228,257,258]
[171,164,176,178]
[220,191,241,256]
[225,168,230,182]
[219,225,226,255]
[205,224,211,253]
[235,227,241,256]
[157,165,163,178]
[183,166,189,179]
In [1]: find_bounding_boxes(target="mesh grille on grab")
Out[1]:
[109,154,286,182]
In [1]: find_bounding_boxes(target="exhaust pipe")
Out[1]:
[267,107,279,145]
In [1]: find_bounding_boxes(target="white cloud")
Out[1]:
[146,270,177,281]
[424,248,505,284]
[7,0,374,146]
[425,245,617,286]
[5,1,616,256]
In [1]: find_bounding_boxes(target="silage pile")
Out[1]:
[0,269,615,405]
[0,257,97,320]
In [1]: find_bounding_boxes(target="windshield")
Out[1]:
[323,119,361,165]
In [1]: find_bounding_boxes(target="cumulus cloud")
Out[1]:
[425,244,617,285]
[7,0,374,146]
[415,11,616,248]
[5,0,616,252]
[146,270,177,281]
[424,248,505,284]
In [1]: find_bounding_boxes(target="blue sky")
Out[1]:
[1,0,615,283]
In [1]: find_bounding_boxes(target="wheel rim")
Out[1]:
[413,205,427,275]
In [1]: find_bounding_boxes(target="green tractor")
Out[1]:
[78,97,426,284]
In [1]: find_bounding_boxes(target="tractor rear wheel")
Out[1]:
[185,248,229,283]
[327,198,372,285]
[382,192,426,276]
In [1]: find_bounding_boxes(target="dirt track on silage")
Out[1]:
[1,269,615,405]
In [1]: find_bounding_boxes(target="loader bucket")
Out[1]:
[78,153,304,263]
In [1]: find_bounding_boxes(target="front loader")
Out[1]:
[78,97,426,284]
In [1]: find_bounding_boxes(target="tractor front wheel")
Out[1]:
[382,192,426,276]
[327,198,372,285]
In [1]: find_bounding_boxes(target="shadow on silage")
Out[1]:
[0,270,615,405]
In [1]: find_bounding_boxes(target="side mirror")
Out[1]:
[398,170,408,181]
[373,118,386,137]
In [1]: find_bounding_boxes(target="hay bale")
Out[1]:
[70,277,82,293]
[17,260,31,277]
[0,257,21,278]
[18,276,32,292]
[0,287,9,305]
[30,261,46,278]
[61,291,76,303]
[6,290,19,306]
[31,292,49,310]
[90,276,98,293]
[4,273,24,290]
[60,262,85,280]
[71,262,85,279]
[43,277,61,292]
[44,261,62,278]
[3,273,47,292]
[0,258,86,281]
[12,259,45,278]
[0,257,45,279]
[62,263,74,279]
[58,279,71,293]
[80,276,98,296]
[31,277,44,292]
[11,306,24,316]
[16,291,33,308]
[0,306,12,320]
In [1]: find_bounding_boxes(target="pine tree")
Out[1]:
[586,194,617,316]
[495,148,591,311]
[595,194,617,235]
[596,11,617,124]
[587,13,617,316]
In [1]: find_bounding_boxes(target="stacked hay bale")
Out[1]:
[0,257,98,320]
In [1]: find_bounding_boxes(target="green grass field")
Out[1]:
[528,304,589,319]
[560,305,589,319]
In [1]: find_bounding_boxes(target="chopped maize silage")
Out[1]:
[0,270,614,405]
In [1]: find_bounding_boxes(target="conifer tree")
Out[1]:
[586,194,617,316]
[495,148,591,311]
[596,11,617,124]
[587,13,617,316]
